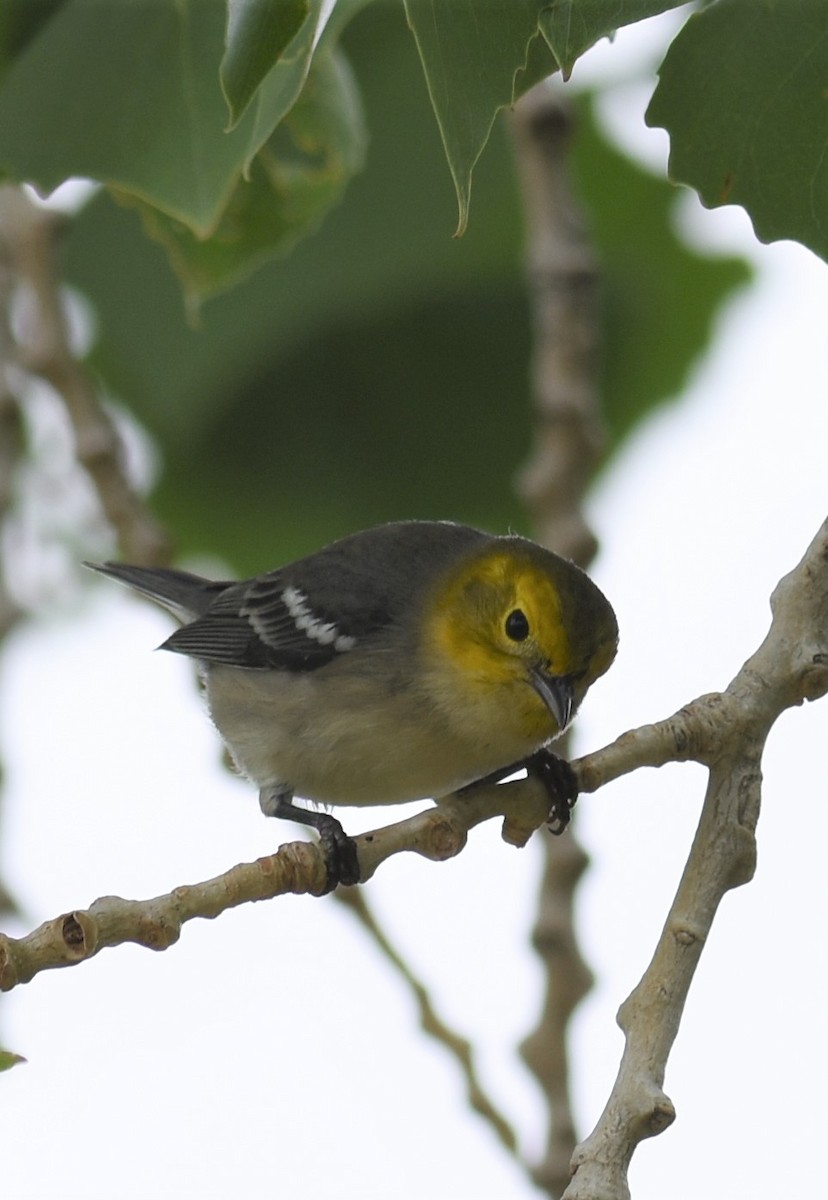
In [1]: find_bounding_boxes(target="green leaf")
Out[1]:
[0,1048,26,1072]
[403,0,690,232]
[404,0,558,236]
[540,0,687,80]
[0,0,67,83]
[315,0,377,54]
[646,0,828,262]
[0,0,365,297]
[0,0,258,235]
[0,0,350,247]
[130,48,367,306]
[243,0,329,168]
[221,0,309,128]
[62,6,748,575]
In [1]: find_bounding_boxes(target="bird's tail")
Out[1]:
[84,561,227,621]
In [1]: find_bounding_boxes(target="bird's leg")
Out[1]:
[457,762,526,791]
[260,787,361,891]
[458,750,578,835]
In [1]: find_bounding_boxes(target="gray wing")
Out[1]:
[161,567,386,670]
[98,521,491,672]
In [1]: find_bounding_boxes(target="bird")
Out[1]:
[86,520,618,888]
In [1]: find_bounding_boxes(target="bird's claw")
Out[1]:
[316,814,361,891]
[260,788,361,891]
[457,750,579,835]
[526,750,579,835]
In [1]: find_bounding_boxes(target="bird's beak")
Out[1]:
[530,668,575,732]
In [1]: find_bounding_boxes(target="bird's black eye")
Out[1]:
[505,608,530,641]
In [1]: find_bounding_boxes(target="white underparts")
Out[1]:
[281,586,356,652]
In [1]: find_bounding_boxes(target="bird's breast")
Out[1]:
[203,661,549,807]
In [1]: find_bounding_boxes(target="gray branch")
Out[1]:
[0,777,554,991]
[0,185,172,565]
[562,515,828,1200]
[510,80,606,1197]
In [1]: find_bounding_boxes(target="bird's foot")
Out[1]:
[260,787,361,891]
[458,751,578,835]
[315,813,361,891]
[525,750,578,834]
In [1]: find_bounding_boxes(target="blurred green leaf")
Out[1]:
[241,0,334,167]
[0,0,67,83]
[647,0,828,262]
[540,0,686,80]
[129,48,367,306]
[221,0,309,128]
[316,0,377,53]
[0,1048,26,1071]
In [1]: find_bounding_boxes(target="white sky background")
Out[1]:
[2,11,827,1199]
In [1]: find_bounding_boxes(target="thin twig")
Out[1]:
[0,183,176,920]
[0,185,171,565]
[0,196,27,920]
[0,198,25,639]
[335,887,519,1156]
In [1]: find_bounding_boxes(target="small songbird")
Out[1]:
[87,520,618,888]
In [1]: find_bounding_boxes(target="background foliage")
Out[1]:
[1,0,807,571]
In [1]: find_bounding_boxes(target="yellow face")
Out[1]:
[422,544,618,742]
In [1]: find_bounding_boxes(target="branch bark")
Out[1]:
[0,777,554,991]
[0,185,172,565]
[0,214,25,919]
[562,515,828,1200]
[510,81,606,1196]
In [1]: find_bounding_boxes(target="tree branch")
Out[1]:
[563,515,828,1200]
[0,185,172,565]
[0,216,25,919]
[0,777,553,992]
[510,81,606,1197]
[511,85,605,564]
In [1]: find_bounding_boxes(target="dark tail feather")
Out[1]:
[84,561,227,621]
